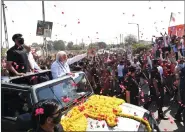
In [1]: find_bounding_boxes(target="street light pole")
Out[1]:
[42,0,48,57]
[128,23,140,42]
[2,0,9,49]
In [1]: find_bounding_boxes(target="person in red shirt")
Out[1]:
[161,60,168,77]
[166,63,172,76]
[101,69,111,96]
[170,62,176,75]
[164,61,174,97]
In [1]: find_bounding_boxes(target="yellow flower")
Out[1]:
[61,95,151,132]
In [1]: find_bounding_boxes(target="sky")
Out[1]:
[2,1,185,48]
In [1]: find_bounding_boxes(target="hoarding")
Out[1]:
[168,24,185,37]
[36,20,53,38]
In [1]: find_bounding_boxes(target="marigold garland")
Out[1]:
[60,95,152,132]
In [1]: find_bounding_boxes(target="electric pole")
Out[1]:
[42,0,47,57]
[128,23,140,42]
[2,0,9,49]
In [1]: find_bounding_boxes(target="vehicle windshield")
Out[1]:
[36,73,93,107]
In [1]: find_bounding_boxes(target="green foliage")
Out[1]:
[71,45,83,50]
[132,43,152,54]
[47,44,53,51]
[88,42,107,49]
[88,43,98,49]
[67,41,74,49]
[47,40,54,51]
[32,42,40,47]
[79,43,85,50]
[31,40,107,52]
[53,40,65,51]
[1,48,8,57]
[124,34,137,46]
[97,42,107,49]
[31,42,42,51]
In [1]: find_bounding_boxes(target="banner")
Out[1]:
[168,24,185,37]
[168,26,177,36]
[36,20,53,38]
[176,24,184,37]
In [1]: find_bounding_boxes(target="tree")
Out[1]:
[124,34,137,46]
[97,42,107,49]
[53,40,65,51]
[88,43,98,49]
[47,40,54,51]
[79,42,85,50]
[67,41,73,49]
[1,48,8,57]
[31,42,39,47]
[31,42,41,51]
[132,43,152,54]
[72,45,82,50]
[47,43,53,51]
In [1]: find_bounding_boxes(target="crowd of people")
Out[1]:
[1,33,185,131]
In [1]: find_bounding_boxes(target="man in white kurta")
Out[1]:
[51,51,88,79]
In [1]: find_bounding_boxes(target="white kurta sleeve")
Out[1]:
[67,53,87,65]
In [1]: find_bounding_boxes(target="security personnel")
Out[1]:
[175,66,185,123]
[150,59,167,119]
[125,66,139,106]
[143,59,167,119]
[6,34,30,76]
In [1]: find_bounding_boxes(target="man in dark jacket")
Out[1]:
[144,59,167,120]
[175,67,185,124]
[125,66,139,106]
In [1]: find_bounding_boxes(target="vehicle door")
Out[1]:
[1,86,32,132]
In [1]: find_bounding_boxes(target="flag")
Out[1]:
[170,12,176,22]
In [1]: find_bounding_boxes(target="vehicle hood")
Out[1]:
[86,103,148,131]
[62,103,148,131]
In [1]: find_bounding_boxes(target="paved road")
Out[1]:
[148,95,184,131]
[103,80,184,131]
